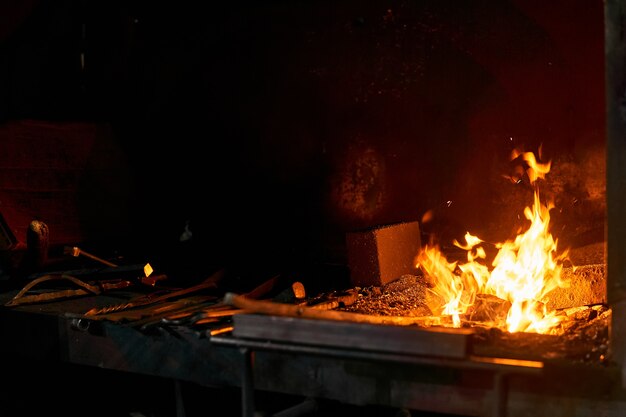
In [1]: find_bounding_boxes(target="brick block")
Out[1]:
[346,221,421,287]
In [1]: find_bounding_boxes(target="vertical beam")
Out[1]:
[240,347,256,417]
[492,372,508,417]
[174,379,186,417]
[606,0,626,384]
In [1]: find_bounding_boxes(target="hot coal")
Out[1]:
[335,274,610,365]
[340,274,432,317]
[465,293,512,323]
[471,305,610,364]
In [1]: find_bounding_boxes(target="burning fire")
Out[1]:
[416,149,570,334]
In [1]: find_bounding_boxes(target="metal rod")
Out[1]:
[606,0,626,384]
[211,336,543,375]
[174,379,186,417]
[492,372,507,417]
[241,347,256,417]
[64,246,118,268]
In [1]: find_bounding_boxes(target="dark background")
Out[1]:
[0,0,606,287]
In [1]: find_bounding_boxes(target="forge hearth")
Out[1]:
[231,257,607,366]
[337,273,609,364]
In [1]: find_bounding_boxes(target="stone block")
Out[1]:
[346,221,421,287]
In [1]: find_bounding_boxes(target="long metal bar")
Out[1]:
[211,335,544,375]
[606,0,626,386]
[240,347,255,417]
[174,379,186,417]
[493,372,508,417]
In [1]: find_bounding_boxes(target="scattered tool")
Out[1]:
[223,292,445,327]
[4,274,133,307]
[87,295,219,324]
[306,288,359,310]
[64,246,119,268]
[209,325,234,336]
[62,245,164,288]
[132,274,282,331]
[83,268,226,317]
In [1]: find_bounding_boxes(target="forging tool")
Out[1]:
[63,246,164,287]
[63,246,119,268]
[83,268,226,317]
[4,274,133,307]
[137,274,283,331]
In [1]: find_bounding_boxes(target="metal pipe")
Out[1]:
[174,379,186,417]
[211,336,543,376]
[606,0,626,385]
[241,347,256,417]
[64,246,118,268]
[492,372,507,417]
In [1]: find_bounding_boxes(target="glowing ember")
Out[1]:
[416,149,570,334]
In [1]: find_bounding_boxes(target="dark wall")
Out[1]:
[0,0,606,280]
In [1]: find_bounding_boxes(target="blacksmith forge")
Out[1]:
[0,1,624,417]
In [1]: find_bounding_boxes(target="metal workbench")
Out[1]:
[1,287,626,417]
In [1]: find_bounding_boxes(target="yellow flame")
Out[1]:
[417,246,477,327]
[416,150,569,334]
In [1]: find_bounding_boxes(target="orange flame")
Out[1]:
[416,149,569,334]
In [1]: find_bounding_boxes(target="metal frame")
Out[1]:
[212,335,544,417]
[606,0,626,386]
